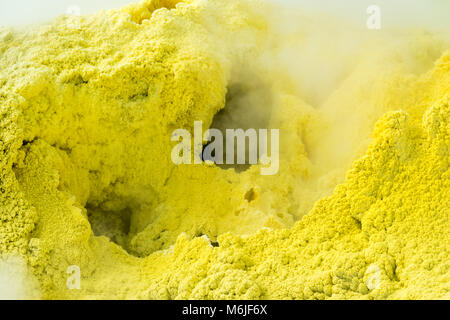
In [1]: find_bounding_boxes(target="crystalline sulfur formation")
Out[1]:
[0,0,448,299]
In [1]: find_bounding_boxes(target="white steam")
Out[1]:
[0,256,41,300]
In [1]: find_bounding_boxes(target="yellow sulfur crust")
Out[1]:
[0,0,448,299]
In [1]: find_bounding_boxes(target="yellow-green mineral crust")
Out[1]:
[0,0,448,299]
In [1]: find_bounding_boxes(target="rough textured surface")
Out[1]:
[0,0,448,299]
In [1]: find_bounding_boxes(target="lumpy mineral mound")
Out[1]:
[0,0,448,299]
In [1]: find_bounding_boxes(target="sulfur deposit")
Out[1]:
[0,0,449,299]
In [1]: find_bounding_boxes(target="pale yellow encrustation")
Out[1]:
[0,0,448,299]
